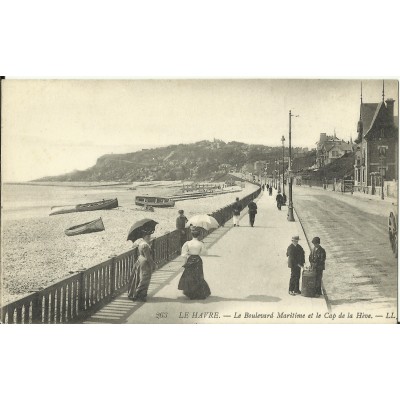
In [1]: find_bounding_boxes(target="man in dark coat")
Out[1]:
[176,210,188,247]
[247,200,258,227]
[276,191,283,210]
[232,197,242,227]
[268,186,273,196]
[309,237,326,297]
[286,235,305,295]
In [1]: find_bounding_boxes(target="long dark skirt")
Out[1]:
[178,255,211,300]
[127,258,152,300]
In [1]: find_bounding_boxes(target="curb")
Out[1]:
[293,206,332,312]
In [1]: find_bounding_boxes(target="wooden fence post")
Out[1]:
[32,292,42,324]
[165,232,170,261]
[110,257,116,297]
[78,270,86,312]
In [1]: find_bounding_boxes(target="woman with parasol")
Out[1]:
[127,219,158,301]
[178,223,212,300]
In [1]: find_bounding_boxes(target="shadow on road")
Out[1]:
[148,294,282,304]
[329,298,372,306]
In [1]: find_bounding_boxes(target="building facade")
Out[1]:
[316,132,353,168]
[354,95,398,188]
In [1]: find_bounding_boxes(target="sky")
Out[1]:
[1,79,398,182]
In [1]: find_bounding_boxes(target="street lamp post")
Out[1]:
[378,146,387,200]
[380,156,385,200]
[287,110,297,222]
[281,135,285,196]
[277,161,281,192]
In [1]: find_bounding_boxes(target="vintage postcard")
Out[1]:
[1,78,398,324]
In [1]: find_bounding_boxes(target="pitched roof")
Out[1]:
[356,103,379,142]
[324,141,353,153]
[365,102,384,136]
[364,101,398,140]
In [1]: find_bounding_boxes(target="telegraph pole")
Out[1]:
[287,110,296,222]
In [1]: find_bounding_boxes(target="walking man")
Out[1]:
[247,200,258,227]
[309,237,326,297]
[276,191,283,210]
[176,210,188,247]
[287,235,305,295]
[268,186,273,196]
[232,197,242,227]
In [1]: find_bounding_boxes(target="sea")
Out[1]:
[1,182,184,220]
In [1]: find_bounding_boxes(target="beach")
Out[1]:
[1,181,258,305]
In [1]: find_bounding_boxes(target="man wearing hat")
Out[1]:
[176,210,188,247]
[286,235,305,295]
[276,190,283,210]
[309,237,326,297]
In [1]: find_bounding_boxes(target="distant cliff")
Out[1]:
[34,140,315,182]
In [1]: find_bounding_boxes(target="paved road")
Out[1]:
[293,186,397,318]
[84,190,328,324]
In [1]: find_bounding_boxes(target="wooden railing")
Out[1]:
[1,186,261,324]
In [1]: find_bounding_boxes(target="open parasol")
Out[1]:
[185,214,219,230]
[127,218,158,242]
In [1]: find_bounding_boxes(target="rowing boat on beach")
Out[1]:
[65,217,105,236]
[135,196,175,208]
[50,198,118,216]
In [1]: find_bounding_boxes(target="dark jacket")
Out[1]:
[232,201,242,216]
[248,201,257,214]
[176,215,188,230]
[309,246,326,270]
[276,194,283,204]
[286,244,305,269]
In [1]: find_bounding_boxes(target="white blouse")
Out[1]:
[181,238,208,259]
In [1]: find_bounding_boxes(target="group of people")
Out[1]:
[127,209,211,302]
[286,235,326,296]
[127,191,327,303]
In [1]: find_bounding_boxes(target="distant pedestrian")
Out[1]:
[232,197,242,227]
[276,191,283,210]
[309,237,326,297]
[176,210,188,246]
[287,235,305,295]
[262,184,265,191]
[247,200,258,227]
[268,186,272,196]
[178,227,211,300]
[266,184,269,190]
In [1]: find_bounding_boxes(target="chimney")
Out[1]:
[386,98,395,122]
[320,133,327,143]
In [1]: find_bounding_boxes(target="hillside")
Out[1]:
[34,140,311,182]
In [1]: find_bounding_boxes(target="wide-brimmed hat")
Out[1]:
[312,237,320,244]
[178,210,184,214]
[291,235,300,241]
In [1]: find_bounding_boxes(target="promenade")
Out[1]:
[83,188,328,324]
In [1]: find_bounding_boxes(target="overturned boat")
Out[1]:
[50,198,118,216]
[65,217,105,236]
